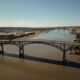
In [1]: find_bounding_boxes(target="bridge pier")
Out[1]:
[63,50,66,65]
[63,44,66,65]
[19,42,24,58]
[0,43,4,55]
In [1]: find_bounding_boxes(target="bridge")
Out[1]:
[0,39,80,64]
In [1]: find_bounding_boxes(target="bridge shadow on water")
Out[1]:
[0,52,80,69]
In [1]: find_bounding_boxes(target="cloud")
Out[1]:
[0,20,60,27]
[0,20,71,27]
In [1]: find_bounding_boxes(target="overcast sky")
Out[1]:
[0,0,80,27]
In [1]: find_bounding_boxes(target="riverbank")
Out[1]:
[72,28,80,42]
[0,44,80,80]
[13,30,50,40]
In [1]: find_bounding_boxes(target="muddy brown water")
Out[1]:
[0,44,80,80]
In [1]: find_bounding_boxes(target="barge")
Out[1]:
[0,32,35,40]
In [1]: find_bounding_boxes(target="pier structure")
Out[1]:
[0,40,80,64]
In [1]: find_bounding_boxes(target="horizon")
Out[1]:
[0,26,80,28]
[0,0,80,27]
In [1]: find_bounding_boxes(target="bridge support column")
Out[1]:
[19,42,24,58]
[63,44,66,65]
[63,50,66,65]
[0,43,4,55]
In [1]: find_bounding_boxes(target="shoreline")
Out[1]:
[13,30,50,40]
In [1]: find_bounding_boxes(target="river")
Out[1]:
[31,29,75,42]
[0,29,80,80]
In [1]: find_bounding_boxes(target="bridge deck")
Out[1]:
[0,39,80,65]
[0,39,80,45]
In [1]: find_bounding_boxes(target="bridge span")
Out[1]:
[0,39,80,64]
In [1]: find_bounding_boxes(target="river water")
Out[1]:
[32,29,75,42]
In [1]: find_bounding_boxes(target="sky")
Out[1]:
[0,0,80,27]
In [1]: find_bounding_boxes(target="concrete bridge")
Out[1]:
[0,39,80,64]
